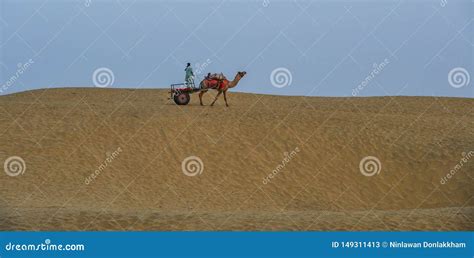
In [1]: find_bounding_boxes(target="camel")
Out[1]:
[198,71,247,107]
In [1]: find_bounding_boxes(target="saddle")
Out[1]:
[206,73,226,81]
[204,73,228,90]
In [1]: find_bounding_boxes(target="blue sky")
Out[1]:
[0,0,472,97]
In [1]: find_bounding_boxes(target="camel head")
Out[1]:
[233,71,247,81]
[237,71,247,78]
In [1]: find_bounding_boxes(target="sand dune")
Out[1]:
[0,88,472,230]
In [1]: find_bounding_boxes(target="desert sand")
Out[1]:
[0,88,472,231]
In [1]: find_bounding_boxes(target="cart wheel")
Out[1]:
[173,92,190,105]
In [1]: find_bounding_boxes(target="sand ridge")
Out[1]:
[0,88,472,230]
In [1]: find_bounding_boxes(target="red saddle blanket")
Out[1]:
[204,79,228,90]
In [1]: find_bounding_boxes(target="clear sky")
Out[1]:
[0,0,472,97]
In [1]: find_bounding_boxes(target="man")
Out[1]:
[184,63,194,88]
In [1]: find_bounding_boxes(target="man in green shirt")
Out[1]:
[184,63,194,88]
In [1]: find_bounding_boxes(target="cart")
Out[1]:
[169,81,201,105]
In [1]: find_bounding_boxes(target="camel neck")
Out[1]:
[229,75,241,88]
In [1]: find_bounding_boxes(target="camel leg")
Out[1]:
[223,90,229,107]
[199,91,205,106]
[210,91,222,106]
